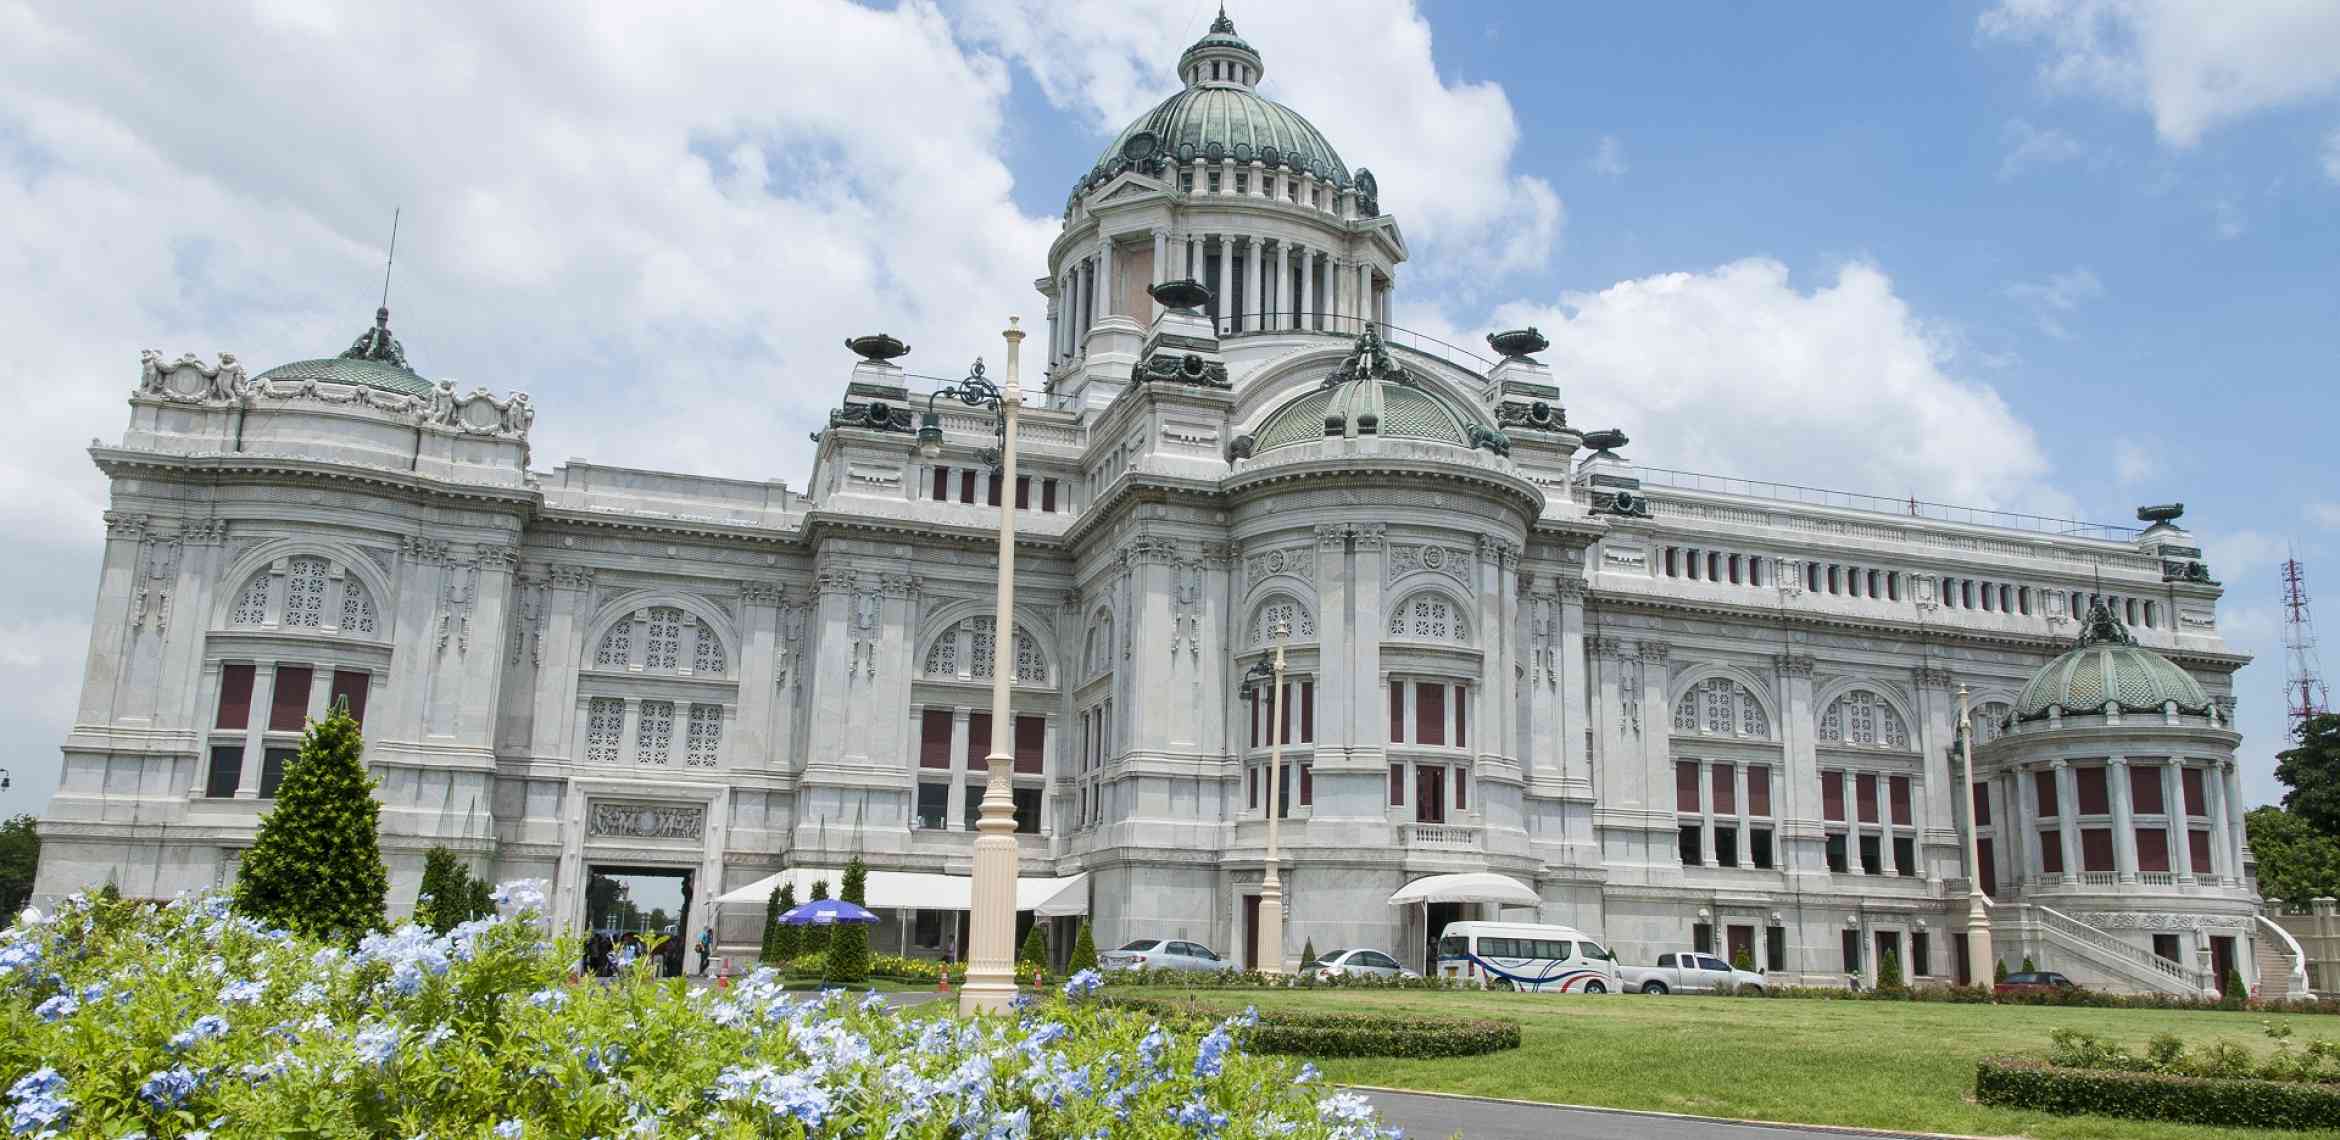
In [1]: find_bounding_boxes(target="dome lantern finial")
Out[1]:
[1212,3,1236,34]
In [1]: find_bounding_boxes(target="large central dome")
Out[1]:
[1077,9,1352,196]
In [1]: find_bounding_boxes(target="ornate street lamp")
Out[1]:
[1240,620,1290,975]
[1957,684,1996,983]
[918,359,1007,469]
[0,767,10,791]
[955,318,1026,1015]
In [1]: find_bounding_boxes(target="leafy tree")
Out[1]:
[1298,936,1318,970]
[414,846,468,934]
[0,813,39,917]
[1878,949,1905,993]
[2247,805,2340,908]
[231,706,387,945]
[2020,955,2037,973]
[803,879,831,955]
[1994,958,2009,984]
[827,858,870,983]
[1072,920,1099,972]
[771,882,801,961]
[1731,947,1755,972]
[2275,712,2340,836]
[2220,966,2248,1010]
[1019,924,1048,969]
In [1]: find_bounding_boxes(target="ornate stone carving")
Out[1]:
[1131,350,1231,388]
[401,536,450,564]
[509,578,546,666]
[1554,575,1590,600]
[1587,635,1626,660]
[2079,911,2247,931]
[135,351,250,404]
[131,535,182,633]
[1913,665,1956,691]
[549,565,596,592]
[776,602,807,693]
[741,581,784,606]
[587,802,705,840]
[1245,545,1314,581]
[815,568,860,596]
[1637,640,1671,663]
[103,512,148,538]
[179,519,230,545]
[1121,533,1180,565]
[1198,542,1234,568]
[1352,523,1386,550]
[1774,653,1817,678]
[878,573,920,598]
[1495,398,1568,432]
[473,543,520,571]
[1386,543,1472,588]
[1315,524,1350,550]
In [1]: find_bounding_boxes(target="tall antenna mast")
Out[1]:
[380,207,401,311]
[2281,549,2331,736]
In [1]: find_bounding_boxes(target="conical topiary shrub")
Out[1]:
[827,858,870,984]
[415,846,467,934]
[1020,924,1048,970]
[231,704,387,946]
[1071,919,1099,973]
[771,882,801,961]
[804,880,832,955]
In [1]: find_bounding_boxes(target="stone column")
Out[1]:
[1096,236,1115,322]
[236,661,276,797]
[1271,241,1288,329]
[1217,236,1234,333]
[1245,235,1264,332]
[1351,527,1386,757]
[2167,763,2195,883]
[619,698,643,766]
[2018,764,2044,886]
[2109,756,2138,882]
[947,708,971,831]
[1734,763,1752,869]
[1312,527,1351,755]
[1221,157,1237,199]
[1774,653,1818,874]
[1249,158,1267,197]
[2054,760,2081,882]
[1042,713,1059,855]
[734,583,783,770]
[1638,642,1672,842]
[1151,228,1168,321]
[1699,760,1719,867]
[2220,759,2246,885]
[1357,262,1373,326]
[1295,246,1313,332]
[1558,577,1590,786]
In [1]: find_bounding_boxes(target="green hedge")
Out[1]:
[1975,1058,2340,1131]
[1105,996,1520,1059]
[1732,984,2340,1015]
[1102,967,1469,991]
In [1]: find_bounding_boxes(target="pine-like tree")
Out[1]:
[414,846,466,933]
[1019,923,1048,968]
[827,858,870,983]
[1879,949,1905,993]
[1299,937,1319,970]
[2020,955,2037,973]
[760,884,783,963]
[2221,966,2248,1010]
[1071,919,1100,973]
[771,882,802,961]
[803,879,832,955]
[1994,958,2009,984]
[231,705,387,946]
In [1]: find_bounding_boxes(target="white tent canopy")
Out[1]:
[712,868,1087,916]
[1386,872,1540,908]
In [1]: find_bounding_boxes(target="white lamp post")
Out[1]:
[920,319,1025,1014]
[1242,621,1291,975]
[1958,683,1996,984]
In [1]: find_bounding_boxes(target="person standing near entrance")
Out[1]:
[696,926,713,976]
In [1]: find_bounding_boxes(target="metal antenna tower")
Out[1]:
[2281,550,2331,734]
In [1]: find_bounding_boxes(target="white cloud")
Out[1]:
[1999,117,2087,179]
[2307,502,2340,528]
[1980,0,2340,147]
[1591,135,1628,176]
[2322,128,2340,183]
[2211,195,2247,239]
[2203,528,2290,583]
[2112,437,2152,487]
[957,0,1562,283]
[1481,259,2062,513]
[0,0,1060,814]
[2004,266,2103,337]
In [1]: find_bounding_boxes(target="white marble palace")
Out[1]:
[39,12,2310,996]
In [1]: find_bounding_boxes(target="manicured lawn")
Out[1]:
[1120,987,2340,1139]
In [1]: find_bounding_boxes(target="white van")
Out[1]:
[1434,921,1623,993]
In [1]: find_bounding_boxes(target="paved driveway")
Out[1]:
[1359,1088,1977,1140]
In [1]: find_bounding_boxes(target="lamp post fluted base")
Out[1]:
[1257,882,1284,977]
[959,767,1022,1015]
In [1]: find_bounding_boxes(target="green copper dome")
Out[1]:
[1251,327,1502,456]
[2012,600,2213,722]
[254,307,436,398]
[1077,9,1351,198]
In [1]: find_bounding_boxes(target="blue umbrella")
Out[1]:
[779,898,880,926]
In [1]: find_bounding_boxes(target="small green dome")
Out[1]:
[1251,327,1497,455]
[2013,601,2212,722]
[254,307,435,399]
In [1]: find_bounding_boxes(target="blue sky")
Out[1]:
[0,0,2334,818]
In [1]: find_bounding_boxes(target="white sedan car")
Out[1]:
[1096,938,1235,973]
[1301,948,1418,979]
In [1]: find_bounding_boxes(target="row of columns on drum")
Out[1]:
[1052,229,1390,363]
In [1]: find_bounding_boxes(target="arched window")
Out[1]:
[692,620,726,673]
[224,555,378,637]
[283,557,328,627]
[594,622,632,668]
[1970,700,2013,744]
[1819,689,1911,749]
[1672,677,1770,739]
[644,608,685,671]
[1386,594,1468,643]
[1251,597,1315,645]
[340,579,377,635]
[585,698,623,764]
[230,574,270,626]
[591,606,726,675]
[926,615,1049,684]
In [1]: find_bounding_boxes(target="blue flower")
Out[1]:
[494,1121,523,1139]
[137,1066,199,1110]
[354,1022,400,1066]
[1139,1025,1173,1075]
[292,982,327,1006]
[1170,1093,1228,1135]
[1294,1062,1321,1085]
[169,1013,230,1051]
[490,880,547,914]
[33,994,78,1023]
[218,979,264,1005]
[528,988,569,1012]
[1193,1024,1232,1078]
[1061,968,1104,998]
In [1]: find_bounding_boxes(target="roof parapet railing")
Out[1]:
[1627,465,2142,541]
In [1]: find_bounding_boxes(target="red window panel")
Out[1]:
[1977,838,1997,898]
[1747,765,1772,817]
[2038,830,2065,874]
[329,670,369,727]
[1299,764,1313,807]
[2137,827,2170,873]
[1015,476,1031,510]
[1454,766,1469,812]
[216,663,254,730]
[1454,685,1468,749]
[1971,781,1991,826]
[1388,764,1404,806]
[1823,771,1845,822]
[931,467,950,501]
[986,472,1003,507]
[2188,828,2213,872]
[2080,828,2116,873]
[1889,775,1912,826]
[966,712,991,768]
[1416,682,1446,746]
[1041,479,1058,512]
[2182,768,2207,816]
[1013,715,1044,774]
[2130,764,2164,815]
[920,709,952,769]
[2035,769,2060,817]
[2076,766,2110,815]
[1298,681,1315,744]
[1389,685,1405,743]
[268,666,313,732]
[1856,772,1879,823]
[1676,762,1701,812]
[1712,764,1736,815]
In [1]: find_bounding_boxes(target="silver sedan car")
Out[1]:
[1301,948,1417,979]
[1096,938,1235,973]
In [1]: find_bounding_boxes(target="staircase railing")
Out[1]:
[2258,915,2315,998]
[2031,905,2211,994]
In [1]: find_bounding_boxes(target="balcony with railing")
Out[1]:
[1399,822,1482,851]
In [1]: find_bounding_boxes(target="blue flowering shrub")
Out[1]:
[0,888,1399,1138]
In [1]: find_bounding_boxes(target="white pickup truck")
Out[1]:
[1618,951,1767,995]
